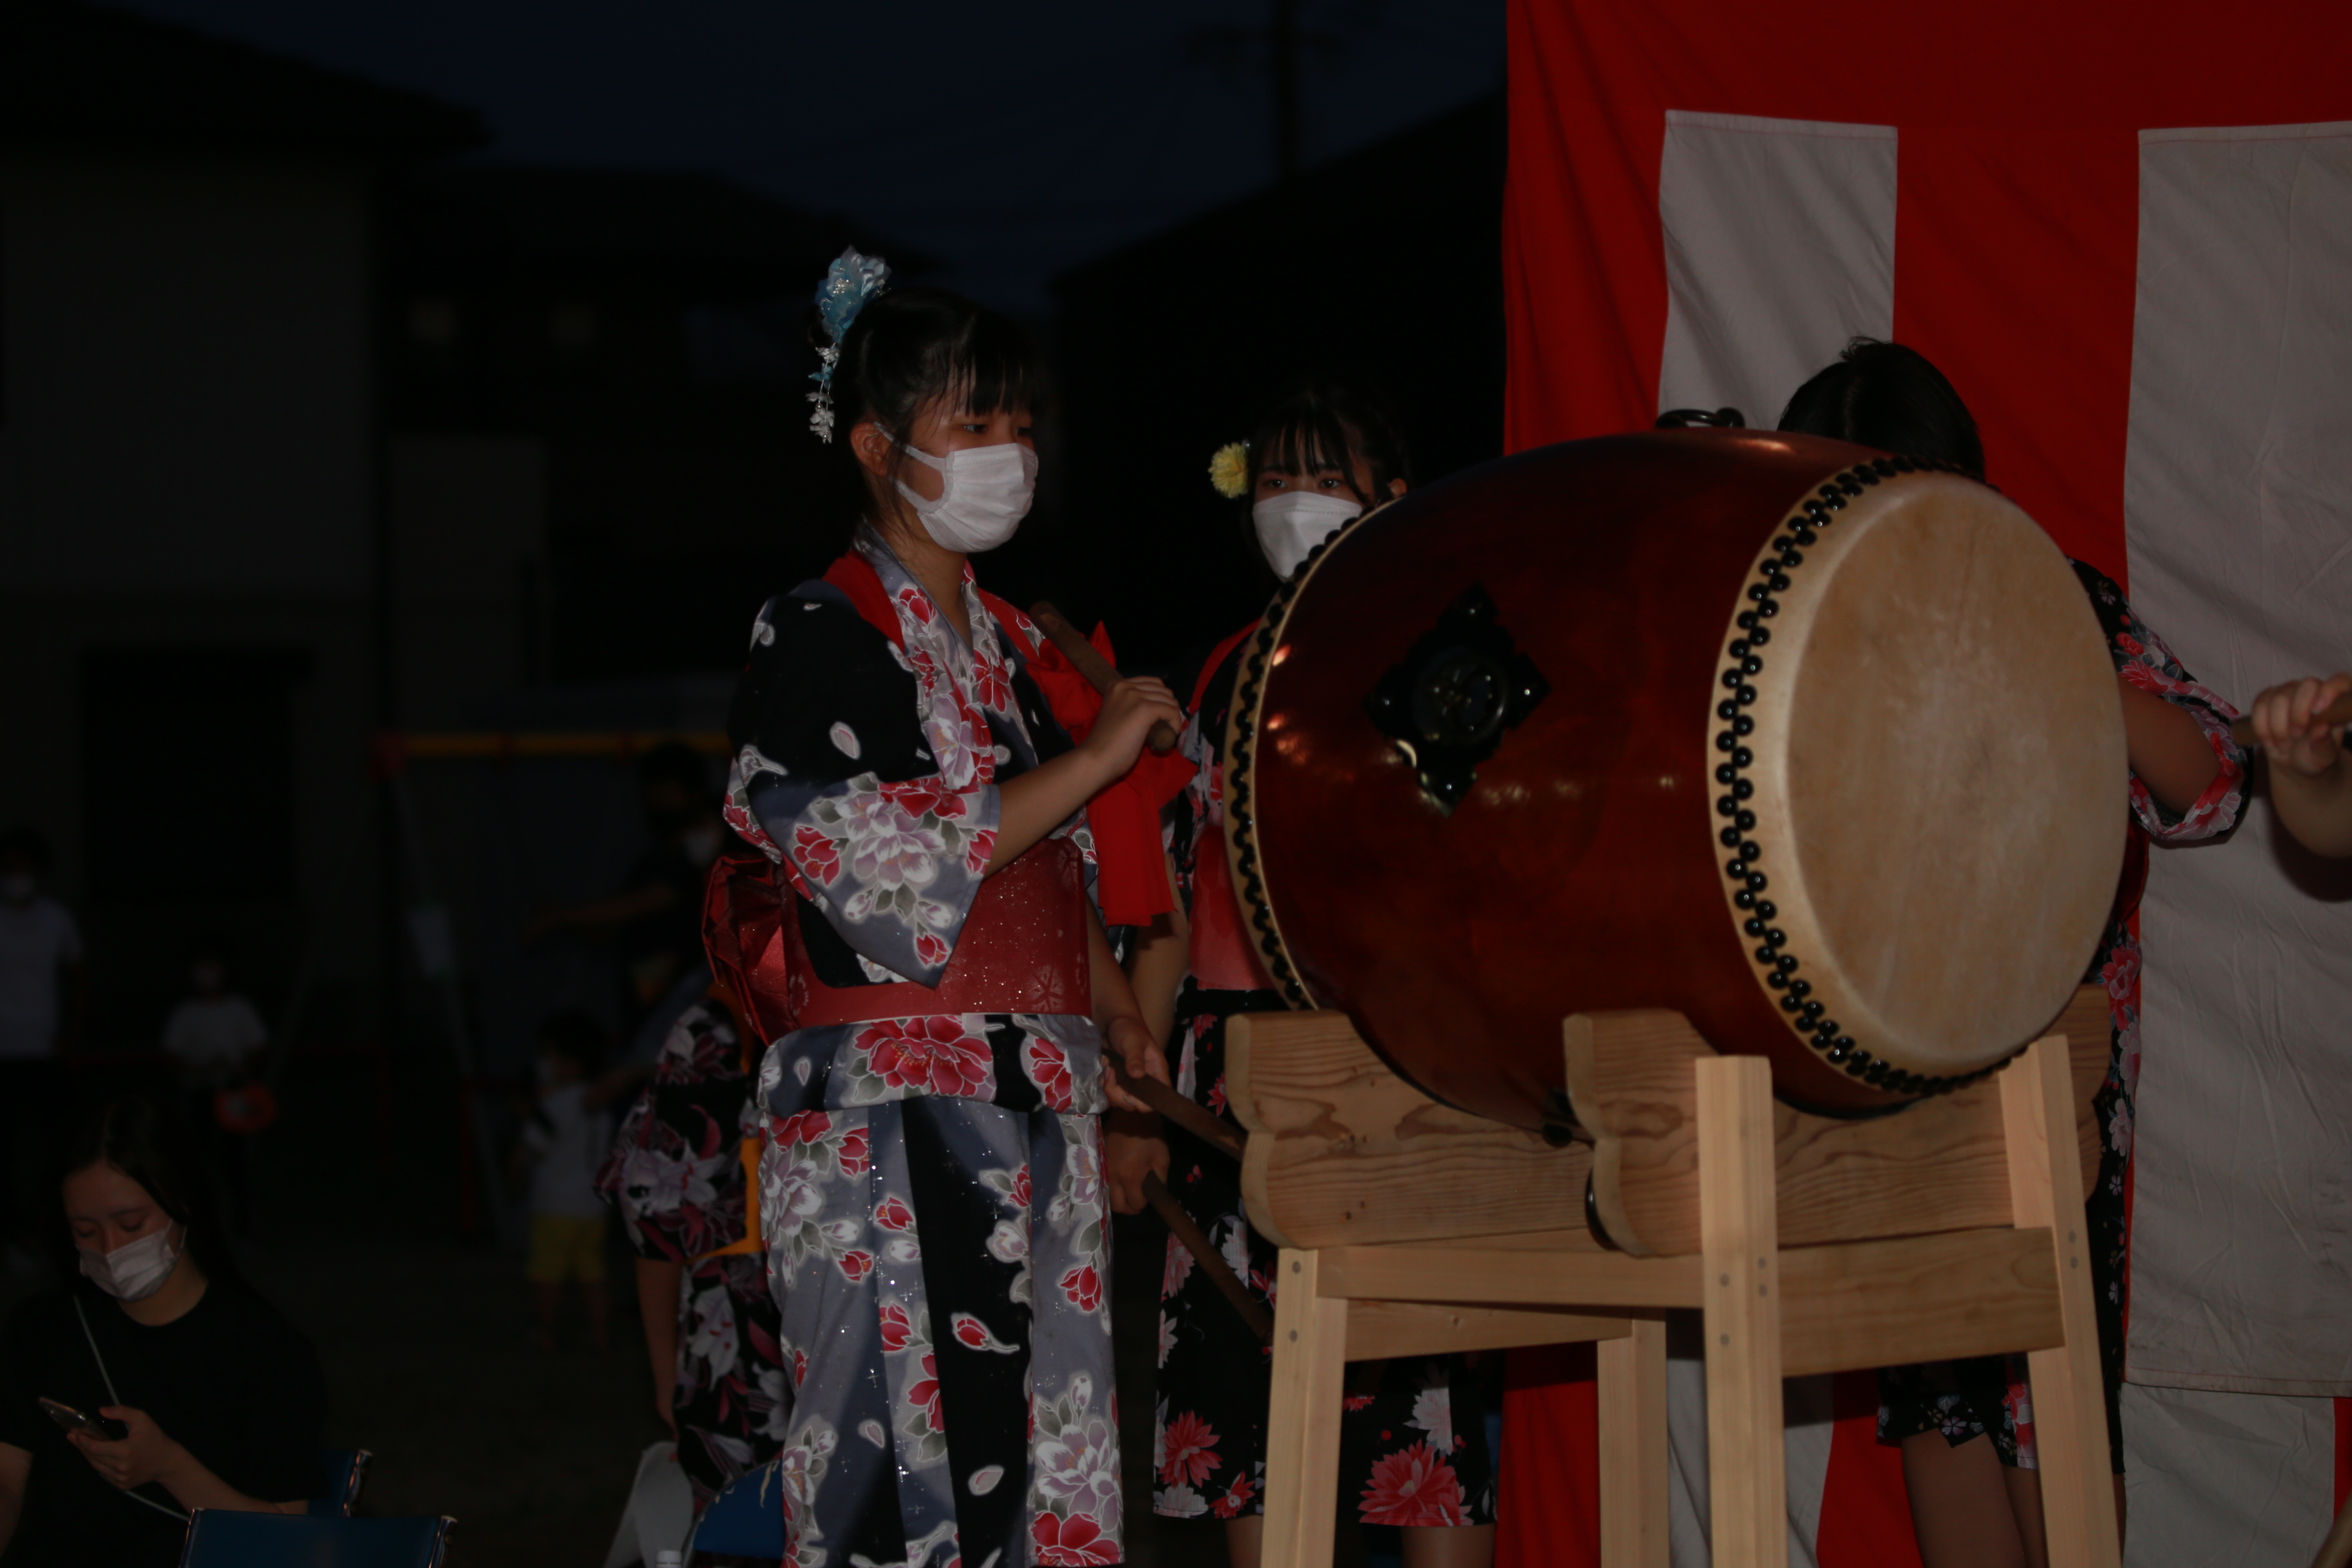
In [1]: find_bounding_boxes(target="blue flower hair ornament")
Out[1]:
[808,246,891,443]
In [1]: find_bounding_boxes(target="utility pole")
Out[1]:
[1271,0,1302,182]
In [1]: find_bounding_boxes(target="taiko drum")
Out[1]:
[1223,431,2125,1118]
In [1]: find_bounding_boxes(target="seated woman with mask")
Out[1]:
[0,1096,326,1566]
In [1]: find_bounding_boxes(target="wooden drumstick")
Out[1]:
[1144,1172,1272,1345]
[1106,1066,1265,1339]
[2229,688,2352,748]
[1112,1060,1246,1162]
[1027,601,1179,754]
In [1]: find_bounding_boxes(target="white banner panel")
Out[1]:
[1663,1351,1834,1568]
[2122,1383,2337,1567]
[2122,121,2352,1393]
[1657,110,1896,426]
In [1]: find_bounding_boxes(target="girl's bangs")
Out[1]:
[935,315,1041,418]
[1259,409,1355,478]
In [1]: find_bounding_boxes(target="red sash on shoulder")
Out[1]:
[818,550,1187,926]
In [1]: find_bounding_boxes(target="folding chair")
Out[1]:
[177,1509,454,1568]
[317,1448,373,1516]
[685,1461,785,1559]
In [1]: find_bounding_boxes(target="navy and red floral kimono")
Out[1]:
[724,524,1126,1568]
[1150,628,1504,1530]
[1879,560,2246,1473]
[597,999,784,1509]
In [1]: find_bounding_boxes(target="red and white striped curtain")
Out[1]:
[1498,3,2352,1560]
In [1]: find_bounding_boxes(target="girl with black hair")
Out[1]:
[0,1096,325,1566]
[1116,383,1502,1568]
[720,251,1183,1568]
[1779,340,2245,1568]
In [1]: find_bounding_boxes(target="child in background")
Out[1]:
[160,946,268,1237]
[0,825,84,1267]
[162,946,267,1087]
[515,1012,617,1350]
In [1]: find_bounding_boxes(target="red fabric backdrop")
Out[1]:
[1502,0,2352,583]
[1496,3,2352,1559]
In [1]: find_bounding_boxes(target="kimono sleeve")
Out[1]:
[2073,561,2246,843]
[724,588,1002,984]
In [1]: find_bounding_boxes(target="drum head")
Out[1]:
[1727,471,2126,1078]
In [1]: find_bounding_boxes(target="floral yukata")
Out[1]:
[1151,632,1503,1529]
[597,1000,785,1509]
[1879,560,2245,1473]
[726,524,1122,1568]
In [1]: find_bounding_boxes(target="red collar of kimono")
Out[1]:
[819,549,1187,926]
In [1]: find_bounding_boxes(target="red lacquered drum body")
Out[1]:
[1224,431,2125,1119]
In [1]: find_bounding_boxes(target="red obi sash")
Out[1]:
[705,839,1091,1038]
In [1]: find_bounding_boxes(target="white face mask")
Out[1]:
[1252,491,1363,579]
[79,1225,182,1302]
[894,439,1037,554]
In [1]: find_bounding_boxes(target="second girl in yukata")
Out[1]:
[1118,382,1505,1568]
[723,250,1184,1568]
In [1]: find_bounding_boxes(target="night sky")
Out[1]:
[106,0,1504,310]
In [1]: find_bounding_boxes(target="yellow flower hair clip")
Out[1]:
[1207,441,1252,500]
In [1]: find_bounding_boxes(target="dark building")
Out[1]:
[0,0,913,1050]
[382,168,922,683]
[0,0,479,1042]
[1048,92,1505,675]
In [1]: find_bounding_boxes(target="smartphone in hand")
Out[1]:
[39,1396,128,1442]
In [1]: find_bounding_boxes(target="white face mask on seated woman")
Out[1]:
[894,438,1038,554]
[79,1222,183,1302]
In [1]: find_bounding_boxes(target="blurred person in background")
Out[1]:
[160,944,268,1240]
[0,827,84,1277]
[514,1011,619,1351]
[528,744,725,1063]
[597,977,784,1514]
[0,1095,324,1566]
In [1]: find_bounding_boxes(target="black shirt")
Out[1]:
[0,1276,325,1567]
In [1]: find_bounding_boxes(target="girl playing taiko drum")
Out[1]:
[723,249,1183,1567]
[1779,339,2245,1568]
[1114,382,1504,1568]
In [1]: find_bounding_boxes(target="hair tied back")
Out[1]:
[808,247,892,443]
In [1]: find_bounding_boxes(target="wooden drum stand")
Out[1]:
[1228,987,2122,1568]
